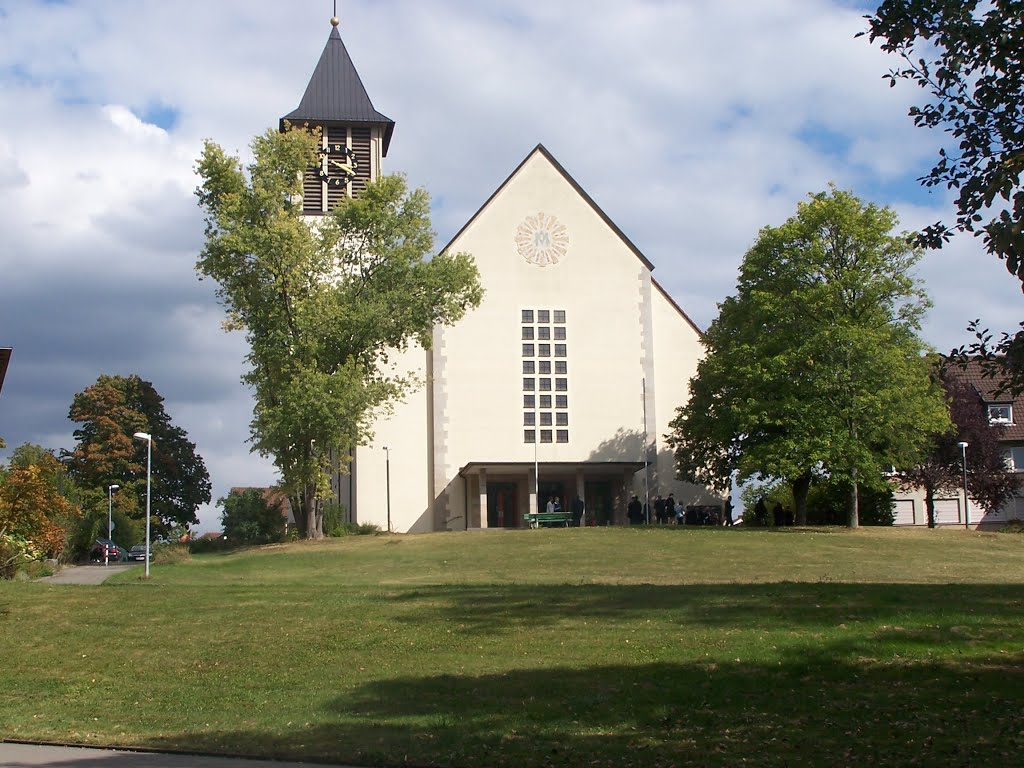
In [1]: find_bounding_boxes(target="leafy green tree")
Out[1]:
[64,374,211,534]
[195,126,483,539]
[667,188,950,527]
[0,445,82,561]
[219,488,286,545]
[862,1,1024,389]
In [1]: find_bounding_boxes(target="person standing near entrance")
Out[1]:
[546,496,555,514]
[572,495,586,527]
[627,495,642,525]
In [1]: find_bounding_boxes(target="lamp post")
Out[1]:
[134,432,152,577]
[383,445,391,533]
[958,441,970,530]
[106,484,119,566]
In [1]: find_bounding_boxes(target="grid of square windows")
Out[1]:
[521,308,568,443]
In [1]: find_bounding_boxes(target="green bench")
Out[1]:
[524,511,573,528]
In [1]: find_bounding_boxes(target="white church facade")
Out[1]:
[286,19,717,532]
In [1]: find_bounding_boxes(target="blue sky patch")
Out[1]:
[139,102,181,131]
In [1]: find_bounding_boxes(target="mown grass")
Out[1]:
[1,526,1023,767]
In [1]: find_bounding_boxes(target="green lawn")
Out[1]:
[1,526,1023,767]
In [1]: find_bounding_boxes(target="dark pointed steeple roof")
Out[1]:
[281,22,395,155]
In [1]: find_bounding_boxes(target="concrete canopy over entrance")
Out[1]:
[459,461,646,529]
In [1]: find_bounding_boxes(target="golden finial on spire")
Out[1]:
[331,0,339,27]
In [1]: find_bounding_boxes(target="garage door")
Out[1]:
[893,499,916,525]
[934,498,961,525]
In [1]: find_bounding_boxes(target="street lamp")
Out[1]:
[383,445,391,533]
[134,432,152,577]
[106,484,119,566]
[958,441,970,530]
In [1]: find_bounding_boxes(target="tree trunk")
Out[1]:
[925,485,936,528]
[849,466,860,529]
[290,494,307,539]
[792,471,812,526]
[303,482,322,539]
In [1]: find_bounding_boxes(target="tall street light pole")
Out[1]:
[958,441,970,530]
[106,484,119,566]
[383,446,391,533]
[134,432,152,577]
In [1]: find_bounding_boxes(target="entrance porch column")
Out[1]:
[478,468,488,529]
[528,466,537,521]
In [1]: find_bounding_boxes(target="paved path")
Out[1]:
[0,743,364,768]
[37,564,136,585]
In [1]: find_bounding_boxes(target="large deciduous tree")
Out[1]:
[219,488,286,545]
[667,188,950,527]
[195,127,483,539]
[862,1,1024,389]
[64,374,211,534]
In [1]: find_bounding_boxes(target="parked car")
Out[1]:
[128,545,152,562]
[89,538,127,563]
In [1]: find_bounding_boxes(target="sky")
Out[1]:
[1,0,1020,532]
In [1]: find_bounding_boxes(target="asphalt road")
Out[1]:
[37,564,136,585]
[0,743,364,768]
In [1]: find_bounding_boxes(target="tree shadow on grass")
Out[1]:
[143,652,1024,768]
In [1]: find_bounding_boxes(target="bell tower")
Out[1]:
[281,14,395,214]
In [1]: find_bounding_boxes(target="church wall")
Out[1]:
[432,152,667,524]
[353,343,433,532]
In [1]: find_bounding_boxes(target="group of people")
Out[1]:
[626,494,736,526]
[752,497,794,527]
[543,494,587,526]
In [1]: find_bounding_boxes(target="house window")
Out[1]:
[524,412,536,426]
[540,430,553,443]
[523,378,535,391]
[522,310,534,323]
[554,310,566,323]
[555,378,568,391]
[540,412,552,426]
[522,327,534,340]
[538,310,550,323]
[539,378,552,391]
[556,412,568,426]
[524,395,535,409]
[556,395,568,409]
[539,344,551,357]
[539,360,551,375]
[540,395,552,408]
[1011,446,1024,471]
[556,430,569,443]
[554,326,566,340]
[554,344,566,357]
[522,344,535,357]
[989,403,1013,424]
[538,327,551,340]
[523,361,535,375]
[524,429,536,443]
[555,361,567,375]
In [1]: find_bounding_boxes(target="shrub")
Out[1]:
[1000,519,1024,534]
[334,521,382,536]
[152,543,191,565]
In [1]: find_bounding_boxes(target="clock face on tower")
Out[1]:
[318,143,358,188]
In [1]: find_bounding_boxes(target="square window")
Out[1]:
[540,395,552,408]
[556,395,568,409]
[539,344,551,357]
[524,395,535,409]
[524,429,536,443]
[989,404,1013,424]
[540,430,553,443]
[555,378,567,391]
[522,343,535,357]
[523,361,535,375]
[538,310,550,323]
[1011,446,1024,471]
[538,327,551,340]
[555,361,567,375]
[554,344,566,357]
[556,430,569,443]
[556,412,568,426]
[554,326,566,340]
[539,378,552,391]
[522,309,534,323]
[523,378,535,391]
[540,412,552,426]
[522,327,534,340]
[539,360,551,375]
[524,412,536,426]
[554,310,566,323]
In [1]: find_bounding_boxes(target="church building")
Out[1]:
[283,17,717,532]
